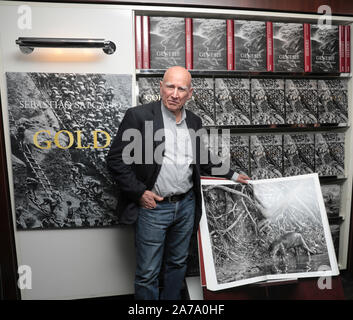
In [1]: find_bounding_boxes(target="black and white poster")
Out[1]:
[315,132,345,177]
[6,72,132,230]
[149,17,186,69]
[283,134,315,177]
[250,134,283,179]
[186,78,215,126]
[318,79,348,124]
[215,78,251,126]
[234,20,267,71]
[321,184,341,218]
[138,77,162,105]
[285,79,318,124]
[273,23,304,72]
[251,79,285,125]
[199,175,339,291]
[193,18,227,70]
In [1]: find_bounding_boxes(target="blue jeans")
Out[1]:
[134,190,195,300]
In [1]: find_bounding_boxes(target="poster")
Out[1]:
[199,174,339,291]
[6,72,132,230]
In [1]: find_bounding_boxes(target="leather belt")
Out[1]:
[161,190,190,203]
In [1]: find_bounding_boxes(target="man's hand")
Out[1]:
[236,174,251,184]
[139,190,164,209]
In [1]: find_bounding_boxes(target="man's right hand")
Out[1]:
[139,190,164,209]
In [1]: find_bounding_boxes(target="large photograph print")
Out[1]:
[6,72,132,230]
[200,174,338,291]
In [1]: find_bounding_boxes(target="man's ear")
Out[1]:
[187,87,194,100]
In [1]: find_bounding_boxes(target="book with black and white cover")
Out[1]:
[273,23,304,72]
[251,79,285,125]
[215,78,250,126]
[234,20,267,71]
[137,77,161,105]
[318,79,348,124]
[193,18,227,70]
[284,134,315,177]
[321,184,341,219]
[315,133,345,177]
[311,24,340,73]
[149,16,186,69]
[250,134,283,179]
[186,78,215,125]
[285,79,318,124]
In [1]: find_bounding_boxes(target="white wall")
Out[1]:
[0,1,136,299]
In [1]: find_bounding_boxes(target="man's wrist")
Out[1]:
[231,172,239,182]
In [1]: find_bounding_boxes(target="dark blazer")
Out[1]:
[106,101,235,231]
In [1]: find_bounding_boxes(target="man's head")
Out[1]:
[160,66,193,115]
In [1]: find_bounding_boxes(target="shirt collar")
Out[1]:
[161,101,186,124]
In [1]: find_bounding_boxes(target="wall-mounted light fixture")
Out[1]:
[15,37,116,55]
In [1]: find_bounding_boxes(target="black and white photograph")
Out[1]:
[149,17,186,69]
[6,72,132,230]
[250,134,283,179]
[234,20,267,71]
[311,24,340,73]
[273,23,304,72]
[318,79,348,124]
[185,77,215,125]
[315,132,345,177]
[199,175,339,291]
[321,184,341,218]
[215,78,251,126]
[285,79,318,124]
[251,79,285,125]
[283,133,315,177]
[193,18,227,70]
[137,77,162,105]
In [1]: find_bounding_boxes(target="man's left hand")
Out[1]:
[236,174,251,184]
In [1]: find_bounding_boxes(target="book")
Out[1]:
[149,16,186,69]
[273,23,304,72]
[215,78,251,125]
[250,134,283,179]
[251,79,285,125]
[135,15,143,69]
[186,78,215,125]
[285,79,318,124]
[317,79,348,124]
[283,133,315,177]
[142,16,150,69]
[345,25,351,73]
[137,77,161,105]
[315,132,345,177]
[193,18,227,70]
[321,184,341,218]
[310,24,343,73]
[267,22,274,71]
[233,20,267,71]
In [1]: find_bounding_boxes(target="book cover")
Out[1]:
[315,132,345,177]
[318,79,348,124]
[149,16,186,69]
[285,79,318,124]
[233,20,267,71]
[321,184,341,218]
[135,15,143,69]
[186,78,215,125]
[215,78,250,126]
[250,134,283,179]
[193,18,227,70]
[283,133,315,177]
[273,23,304,72]
[311,24,340,73]
[251,79,285,125]
[137,77,161,105]
[345,25,351,73]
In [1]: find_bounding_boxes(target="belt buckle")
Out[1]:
[169,195,178,203]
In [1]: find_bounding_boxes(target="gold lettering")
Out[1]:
[75,130,90,149]
[93,130,111,149]
[54,130,74,149]
[33,130,51,149]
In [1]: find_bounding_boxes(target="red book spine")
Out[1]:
[226,19,234,70]
[346,25,351,73]
[185,18,193,70]
[142,16,150,69]
[266,22,273,72]
[304,23,312,72]
[135,15,142,69]
[339,25,345,73]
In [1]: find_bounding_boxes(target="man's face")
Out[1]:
[160,68,193,114]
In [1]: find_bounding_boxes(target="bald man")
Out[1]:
[107,66,249,300]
